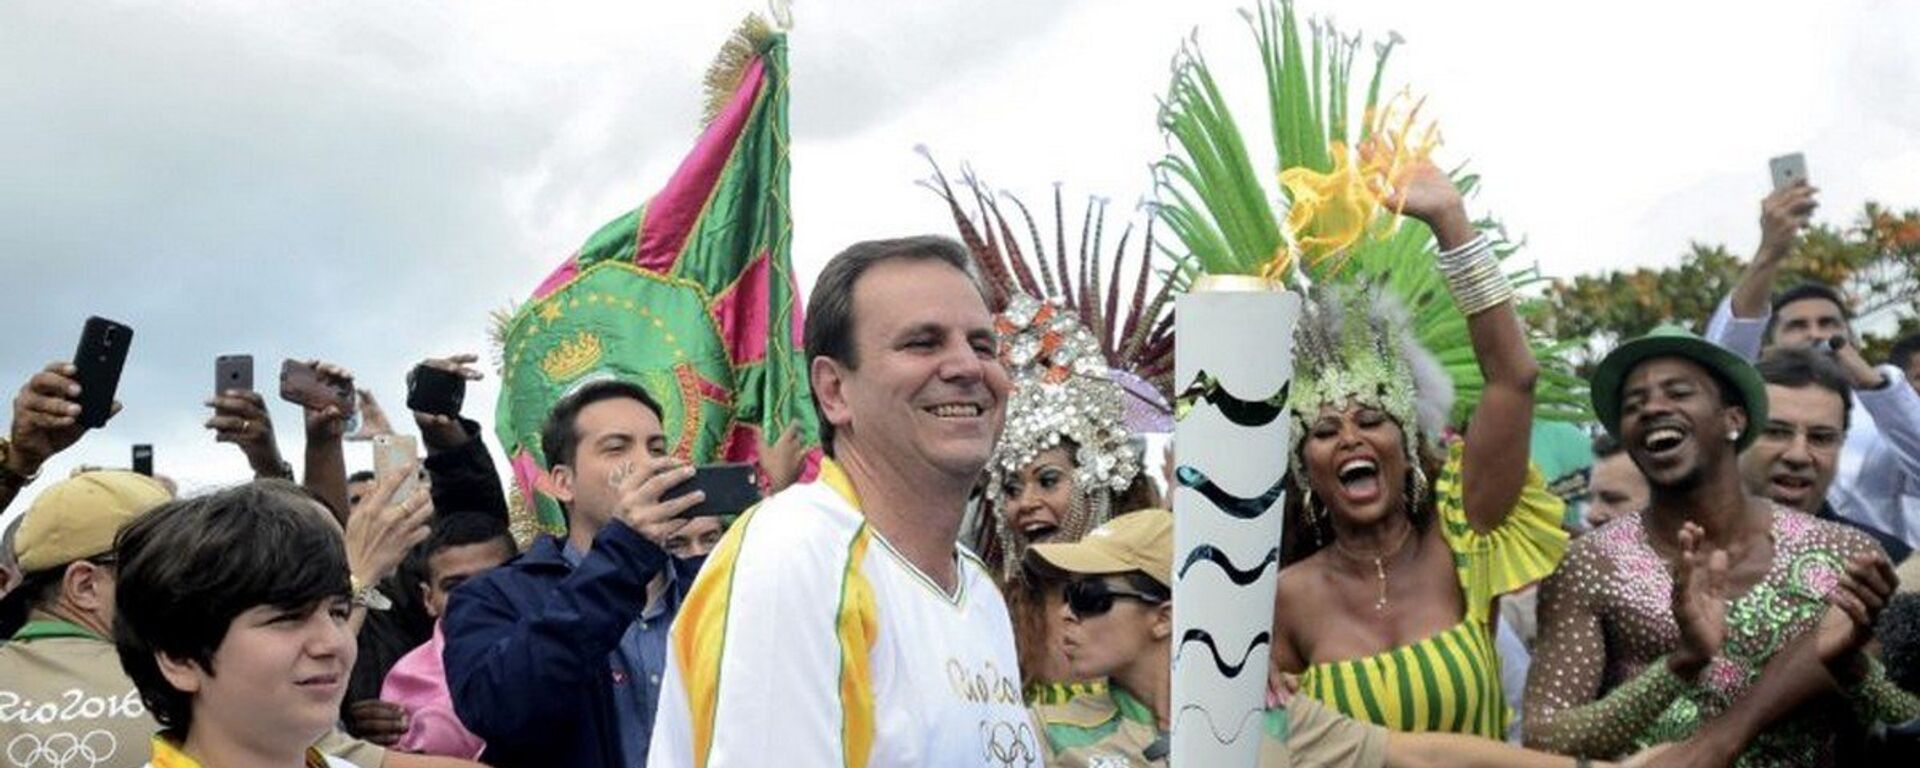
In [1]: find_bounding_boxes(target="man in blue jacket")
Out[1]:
[442,379,707,768]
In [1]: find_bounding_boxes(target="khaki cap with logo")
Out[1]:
[12,470,171,573]
[1027,508,1172,589]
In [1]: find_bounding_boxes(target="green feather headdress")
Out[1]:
[1290,287,1454,480]
[1153,0,1590,427]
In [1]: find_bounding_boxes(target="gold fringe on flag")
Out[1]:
[701,13,778,127]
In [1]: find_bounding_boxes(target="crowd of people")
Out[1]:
[1,161,1918,768]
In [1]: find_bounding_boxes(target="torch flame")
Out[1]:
[1272,89,1440,279]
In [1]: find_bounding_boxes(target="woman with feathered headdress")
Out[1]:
[1151,1,1580,740]
[1268,160,1569,739]
[923,154,1172,700]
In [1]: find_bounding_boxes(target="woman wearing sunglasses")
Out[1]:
[981,293,1163,703]
[1029,509,1635,768]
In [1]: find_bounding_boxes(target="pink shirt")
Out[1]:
[380,623,486,759]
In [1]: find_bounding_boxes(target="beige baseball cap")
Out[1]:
[1027,508,1172,589]
[13,470,171,573]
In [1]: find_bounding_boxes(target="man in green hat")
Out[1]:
[1523,326,1915,765]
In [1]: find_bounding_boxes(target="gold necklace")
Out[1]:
[1331,522,1416,611]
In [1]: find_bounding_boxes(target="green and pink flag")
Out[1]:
[493,16,814,536]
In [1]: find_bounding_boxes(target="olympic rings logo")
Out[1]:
[979,719,1038,767]
[6,730,119,768]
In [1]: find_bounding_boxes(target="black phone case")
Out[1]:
[406,365,467,417]
[72,316,131,429]
[132,444,153,476]
[662,463,763,518]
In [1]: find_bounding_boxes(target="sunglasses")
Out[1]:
[1063,579,1167,618]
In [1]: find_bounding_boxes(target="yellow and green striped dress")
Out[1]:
[1298,441,1568,739]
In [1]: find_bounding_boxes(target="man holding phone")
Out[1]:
[442,378,708,768]
[1704,158,1920,551]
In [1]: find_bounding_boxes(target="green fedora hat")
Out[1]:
[1590,324,1769,450]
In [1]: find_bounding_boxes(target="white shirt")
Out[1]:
[1706,298,1920,547]
[648,459,1037,768]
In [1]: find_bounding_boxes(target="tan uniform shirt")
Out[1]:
[1031,686,1387,768]
[0,614,385,768]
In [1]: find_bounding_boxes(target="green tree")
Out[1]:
[1541,202,1920,371]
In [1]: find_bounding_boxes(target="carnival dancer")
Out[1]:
[924,156,1173,700]
[1523,326,1917,765]
[986,292,1162,701]
[1268,158,1568,740]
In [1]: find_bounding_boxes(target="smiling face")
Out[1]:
[1002,445,1077,545]
[813,258,1010,483]
[1618,357,1745,493]
[1739,383,1845,513]
[159,597,356,752]
[1300,402,1411,528]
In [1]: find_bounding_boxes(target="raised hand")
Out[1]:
[410,353,485,451]
[301,360,359,441]
[345,388,396,442]
[1757,182,1819,262]
[1670,522,1730,679]
[344,461,433,585]
[205,389,289,477]
[612,456,700,546]
[1378,159,1474,250]
[8,362,109,480]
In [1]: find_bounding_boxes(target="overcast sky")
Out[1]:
[3,0,1916,524]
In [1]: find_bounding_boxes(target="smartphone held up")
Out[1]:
[407,364,467,418]
[372,434,425,504]
[279,359,354,413]
[1769,152,1809,191]
[73,316,132,430]
[215,354,253,394]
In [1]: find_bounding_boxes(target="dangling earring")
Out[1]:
[1301,485,1327,546]
[1727,429,1740,443]
[989,491,1022,583]
[1407,463,1429,513]
[1058,491,1097,543]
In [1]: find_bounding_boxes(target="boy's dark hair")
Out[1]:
[113,480,350,734]
[1591,433,1625,459]
[423,511,516,571]
[539,379,664,470]
[801,236,986,456]
[347,470,377,485]
[1765,282,1852,342]
[1756,346,1854,430]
